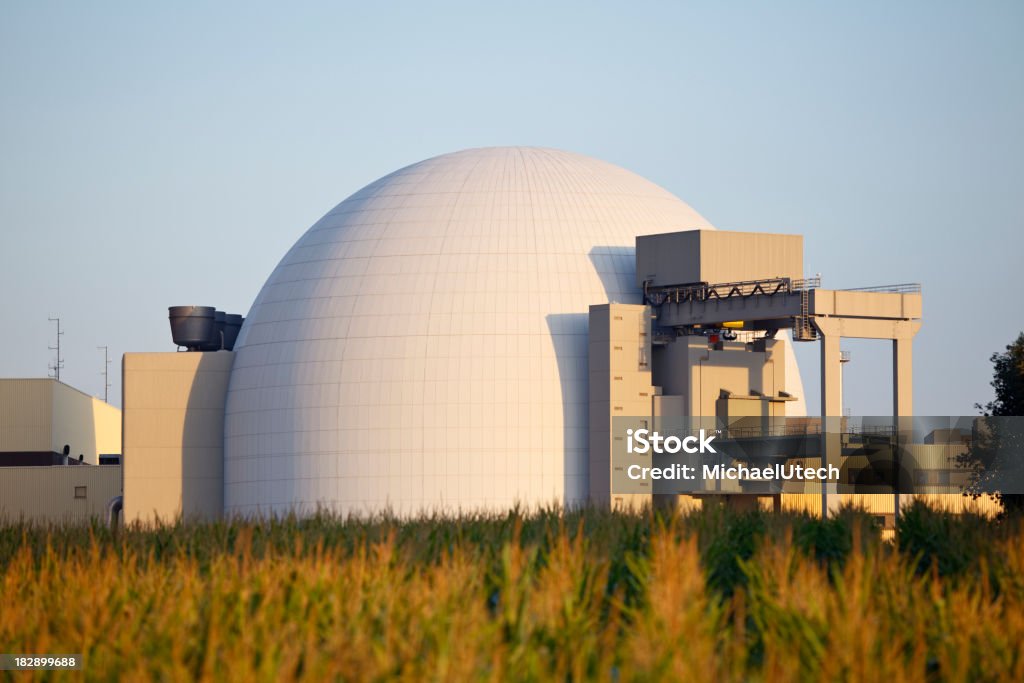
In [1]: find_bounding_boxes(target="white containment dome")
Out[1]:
[224,147,806,516]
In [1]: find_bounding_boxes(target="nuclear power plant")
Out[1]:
[2,146,985,528]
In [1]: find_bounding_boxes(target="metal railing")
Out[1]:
[645,277,922,303]
[841,283,921,294]
[793,276,821,290]
[644,276,821,306]
[720,423,899,440]
[724,424,822,438]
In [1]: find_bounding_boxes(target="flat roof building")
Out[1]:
[0,378,122,523]
[0,378,120,466]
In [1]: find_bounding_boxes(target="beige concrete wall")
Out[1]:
[653,338,787,418]
[637,230,803,287]
[0,465,121,524]
[51,382,122,464]
[810,289,922,321]
[0,379,121,464]
[593,323,798,509]
[0,379,53,452]
[589,304,654,510]
[123,352,233,524]
[716,396,789,422]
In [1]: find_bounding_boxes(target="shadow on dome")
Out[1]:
[588,246,638,303]
[545,312,590,505]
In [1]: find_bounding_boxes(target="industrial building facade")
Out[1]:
[0,148,1004,525]
[0,378,120,466]
[0,378,121,523]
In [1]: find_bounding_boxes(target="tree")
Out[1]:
[959,332,1024,516]
[978,332,1024,418]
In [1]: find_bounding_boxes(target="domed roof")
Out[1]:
[224,147,802,515]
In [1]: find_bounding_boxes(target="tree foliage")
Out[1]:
[960,332,1024,516]
[977,332,1024,418]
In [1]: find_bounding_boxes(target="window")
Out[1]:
[74,486,87,499]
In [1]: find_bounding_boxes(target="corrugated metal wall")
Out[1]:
[0,465,121,524]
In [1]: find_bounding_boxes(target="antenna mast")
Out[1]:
[97,345,111,402]
[48,316,63,381]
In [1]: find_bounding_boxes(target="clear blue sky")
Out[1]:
[1,1,1021,414]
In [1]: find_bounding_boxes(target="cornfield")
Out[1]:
[1,501,1022,681]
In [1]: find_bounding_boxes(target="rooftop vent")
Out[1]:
[169,306,215,351]
[170,306,245,352]
[223,314,244,351]
[200,310,227,351]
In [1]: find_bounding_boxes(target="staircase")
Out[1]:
[793,289,817,341]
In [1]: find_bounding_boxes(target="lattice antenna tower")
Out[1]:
[48,316,63,381]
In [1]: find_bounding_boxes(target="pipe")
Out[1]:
[106,495,123,530]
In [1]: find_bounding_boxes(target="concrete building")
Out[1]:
[0,465,121,524]
[588,303,658,511]
[0,378,121,523]
[0,378,121,466]
[589,230,923,514]
[3,146,1004,527]
[122,352,232,524]
[219,146,806,516]
[583,228,1000,524]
